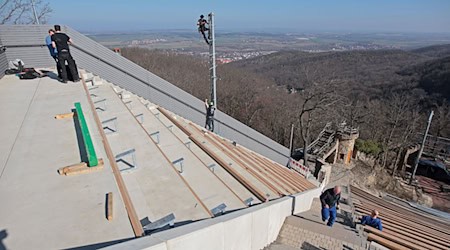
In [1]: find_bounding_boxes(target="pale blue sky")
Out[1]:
[46,0,450,33]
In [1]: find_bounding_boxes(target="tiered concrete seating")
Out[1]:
[350,185,450,250]
[84,78,212,223]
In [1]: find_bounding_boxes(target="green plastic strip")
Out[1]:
[74,102,98,167]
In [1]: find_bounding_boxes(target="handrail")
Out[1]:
[74,102,98,167]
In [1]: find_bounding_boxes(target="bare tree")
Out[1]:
[0,0,52,24]
[296,82,340,167]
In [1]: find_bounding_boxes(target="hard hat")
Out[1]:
[200,15,204,18]
[210,101,214,106]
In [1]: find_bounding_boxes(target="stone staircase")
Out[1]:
[266,188,367,250]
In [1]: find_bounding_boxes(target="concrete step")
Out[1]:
[86,82,212,223]
[124,94,247,212]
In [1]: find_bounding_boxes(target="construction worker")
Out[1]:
[361,210,383,231]
[320,186,341,227]
[197,15,209,45]
[205,99,215,132]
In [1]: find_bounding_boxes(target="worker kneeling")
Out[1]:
[361,209,383,231]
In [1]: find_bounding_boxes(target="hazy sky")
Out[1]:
[46,0,450,33]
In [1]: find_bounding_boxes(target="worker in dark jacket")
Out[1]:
[320,186,341,227]
[204,99,215,132]
[197,15,210,45]
[361,210,383,231]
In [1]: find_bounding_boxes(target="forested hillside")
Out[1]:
[121,45,450,175]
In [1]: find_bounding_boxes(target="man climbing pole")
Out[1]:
[205,99,215,132]
[197,14,210,45]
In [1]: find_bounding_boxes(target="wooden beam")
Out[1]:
[81,77,144,237]
[58,159,104,176]
[189,135,268,202]
[54,112,74,119]
[189,124,284,197]
[107,192,113,221]
[367,233,410,250]
[364,226,432,250]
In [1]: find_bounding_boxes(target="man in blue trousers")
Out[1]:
[320,186,341,227]
[361,210,383,231]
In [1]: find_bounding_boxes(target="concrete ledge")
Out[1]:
[105,188,323,250]
[291,187,323,215]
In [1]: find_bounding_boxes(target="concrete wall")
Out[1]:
[291,187,323,215]
[105,187,323,250]
[0,25,290,165]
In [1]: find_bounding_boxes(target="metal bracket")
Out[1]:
[135,113,144,124]
[184,141,191,149]
[94,98,107,111]
[142,213,175,233]
[172,158,184,174]
[244,197,254,206]
[115,148,137,172]
[210,203,227,216]
[102,117,118,134]
[167,125,173,131]
[150,131,160,144]
[207,163,216,173]
[88,86,99,91]
[124,100,132,109]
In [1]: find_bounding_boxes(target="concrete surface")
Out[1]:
[127,95,246,211]
[143,100,259,204]
[88,84,212,223]
[0,73,134,249]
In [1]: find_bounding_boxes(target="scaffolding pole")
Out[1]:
[208,12,217,109]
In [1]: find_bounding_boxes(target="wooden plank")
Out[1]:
[81,77,144,237]
[247,149,310,192]
[367,233,410,250]
[107,192,113,221]
[189,135,268,202]
[54,112,74,119]
[189,124,284,197]
[352,186,450,233]
[355,201,450,240]
[58,162,87,175]
[364,226,430,250]
[213,135,293,195]
[355,206,450,243]
[158,107,192,136]
[154,107,247,206]
[234,145,298,194]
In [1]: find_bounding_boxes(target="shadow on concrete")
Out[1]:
[0,229,8,250]
[63,237,134,250]
[40,70,60,81]
[72,109,88,164]
[301,241,325,250]
[293,215,325,227]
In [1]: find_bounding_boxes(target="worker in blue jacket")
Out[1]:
[45,29,61,78]
[361,210,383,231]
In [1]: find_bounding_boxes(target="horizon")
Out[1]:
[46,0,450,34]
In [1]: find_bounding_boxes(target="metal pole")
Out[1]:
[409,110,434,185]
[208,12,217,109]
[31,0,40,25]
[289,124,295,156]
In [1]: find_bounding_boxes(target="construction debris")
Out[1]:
[58,158,104,176]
